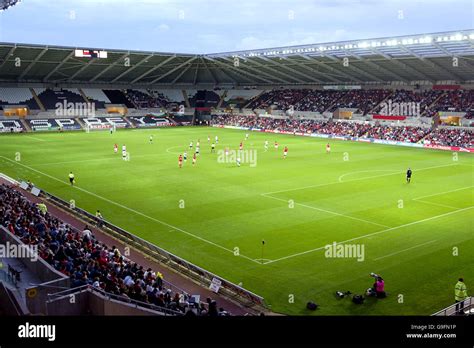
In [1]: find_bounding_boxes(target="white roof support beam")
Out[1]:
[90,53,129,82]
[256,56,324,83]
[400,46,464,81]
[323,54,384,82]
[205,57,274,84]
[245,57,307,84]
[201,57,219,84]
[302,55,365,82]
[293,55,346,83]
[131,55,178,84]
[368,47,434,82]
[0,46,17,70]
[68,58,98,81]
[171,63,193,84]
[111,54,154,83]
[222,57,291,84]
[18,48,49,80]
[43,51,75,82]
[148,56,198,84]
[193,60,200,85]
[343,50,409,83]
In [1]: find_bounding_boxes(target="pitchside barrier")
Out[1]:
[213,124,474,153]
[35,187,267,312]
[432,297,474,316]
[46,284,183,316]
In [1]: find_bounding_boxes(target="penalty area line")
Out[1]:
[0,155,261,265]
[373,240,438,261]
[263,205,474,265]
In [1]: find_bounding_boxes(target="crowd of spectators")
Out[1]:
[429,90,474,114]
[423,128,474,148]
[212,114,473,147]
[246,88,474,117]
[0,184,229,316]
[365,125,430,143]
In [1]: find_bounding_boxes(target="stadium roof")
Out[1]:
[0,30,473,87]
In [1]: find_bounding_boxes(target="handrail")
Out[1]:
[39,187,266,310]
[46,284,183,316]
[432,297,473,316]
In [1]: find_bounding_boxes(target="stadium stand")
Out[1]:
[423,128,474,148]
[211,114,473,147]
[35,89,86,110]
[221,89,263,108]
[81,88,112,109]
[103,90,135,108]
[0,183,230,316]
[188,90,222,108]
[150,89,185,106]
[0,87,40,110]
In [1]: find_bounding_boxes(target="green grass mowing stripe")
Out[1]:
[373,239,438,261]
[263,205,474,265]
[262,162,460,195]
[0,155,261,265]
[261,193,391,228]
[413,185,474,200]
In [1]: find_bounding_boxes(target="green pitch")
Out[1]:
[0,127,472,315]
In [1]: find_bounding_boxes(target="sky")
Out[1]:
[0,0,472,54]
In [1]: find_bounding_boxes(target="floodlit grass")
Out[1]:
[0,127,472,315]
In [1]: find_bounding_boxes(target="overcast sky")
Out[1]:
[0,0,472,53]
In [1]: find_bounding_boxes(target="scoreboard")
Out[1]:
[74,49,108,58]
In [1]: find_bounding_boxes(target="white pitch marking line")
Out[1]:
[264,206,474,265]
[414,199,461,210]
[413,186,474,201]
[0,155,260,265]
[338,170,399,183]
[262,163,459,196]
[261,193,390,229]
[373,240,438,261]
[29,152,173,167]
[23,136,47,142]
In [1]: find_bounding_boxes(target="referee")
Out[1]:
[406,168,412,183]
[68,171,75,186]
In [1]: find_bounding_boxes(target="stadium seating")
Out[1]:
[423,128,473,147]
[211,114,473,147]
[246,88,474,117]
[0,87,40,110]
[0,184,227,316]
[221,89,263,108]
[35,89,86,110]
[81,89,112,109]
[102,90,135,108]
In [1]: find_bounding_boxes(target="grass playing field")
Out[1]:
[0,127,473,315]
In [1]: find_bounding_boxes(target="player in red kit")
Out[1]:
[239,142,243,151]
[114,143,118,154]
[192,153,197,166]
[326,143,331,154]
[283,146,288,159]
[178,155,183,168]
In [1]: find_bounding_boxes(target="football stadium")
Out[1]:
[0,0,473,344]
